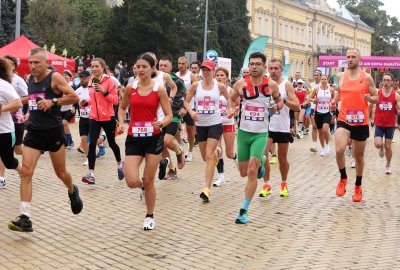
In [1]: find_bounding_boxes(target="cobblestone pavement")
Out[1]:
[1,123,400,270]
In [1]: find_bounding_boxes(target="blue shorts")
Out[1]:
[374,126,395,140]
[305,106,312,116]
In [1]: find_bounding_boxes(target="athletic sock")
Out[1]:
[355,176,362,186]
[339,167,347,179]
[241,198,251,212]
[298,122,303,131]
[20,201,31,218]
[145,214,153,218]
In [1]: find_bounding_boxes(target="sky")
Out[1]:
[326,0,399,20]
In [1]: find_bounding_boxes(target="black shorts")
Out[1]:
[337,121,369,141]
[289,110,294,129]
[125,133,164,156]
[315,112,332,129]
[269,131,293,143]
[196,123,223,142]
[61,110,74,122]
[23,126,66,152]
[182,113,195,126]
[14,123,25,146]
[374,126,395,140]
[163,122,179,136]
[79,117,90,136]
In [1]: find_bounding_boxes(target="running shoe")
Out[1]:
[235,209,248,224]
[351,159,356,168]
[0,177,6,189]
[158,158,169,180]
[83,160,88,166]
[140,188,146,205]
[304,128,309,135]
[194,140,199,147]
[96,145,106,158]
[310,146,318,153]
[320,149,326,156]
[345,147,352,157]
[279,182,289,197]
[117,162,125,180]
[143,217,155,230]
[386,166,392,175]
[378,145,384,158]
[164,168,177,180]
[269,155,278,164]
[185,152,193,162]
[257,155,267,179]
[200,188,210,202]
[77,147,84,154]
[176,149,185,169]
[68,184,83,214]
[66,142,75,150]
[352,185,363,202]
[259,184,272,197]
[324,145,331,154]
[299,131,304,139]
[336,178,347,197]
[213,177,225,187]
[8,215,33,232]
[82,172,96,184]
[296,131,301,139]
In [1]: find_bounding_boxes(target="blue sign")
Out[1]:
[205,50,218,63]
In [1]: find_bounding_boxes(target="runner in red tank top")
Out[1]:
[373,73,400,175]
[117,53,172,231]
[330,48,378,203]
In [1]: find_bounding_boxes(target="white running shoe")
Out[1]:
[213,177,225,187]
[0,177,6,189]
[83,160,88,166]
[299,131,304,139]
[324,145,331,154]
[320,149,326,156]
[386,166,392,175]
[351,159,356,168]
[143,217,155,230]
[185,152,193,162]
[345,147,352,156]
[140,188,146,205]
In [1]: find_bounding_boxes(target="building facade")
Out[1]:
[247,0,374,81]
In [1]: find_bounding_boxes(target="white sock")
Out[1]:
[219,173,225,181]
[20,201,32,217]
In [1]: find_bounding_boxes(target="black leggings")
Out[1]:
[88,118,121,170]
[0,132,19,170]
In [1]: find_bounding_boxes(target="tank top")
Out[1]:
[28,71,63,130]
[195,79,221,127]
[177,71,195,108]
[295,88,307,104]
[374,89,397,127]
[128,80,161,137]
[239,76,271,133]
[309,81,320,110]
[269,80,290,133]
[315,86,331,114]
[338,70,369,126]
[219,86,234,126]
[154,71,165,121]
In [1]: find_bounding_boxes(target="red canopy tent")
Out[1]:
[0,35,75,77]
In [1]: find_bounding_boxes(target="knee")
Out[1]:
[142,178,154,190]
[21,165,34,179]
[239,169,247,177]
[126,178,142,189]
[164,137,173,148]
[55,169,69,180]
[247,166,258,178]
[205,152,215,162]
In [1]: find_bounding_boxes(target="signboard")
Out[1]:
[185,52,197,65]
[205,50,218,63]
[217,57,232,79]
[319,56,400,69]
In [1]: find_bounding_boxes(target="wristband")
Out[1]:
[103,91,109,97]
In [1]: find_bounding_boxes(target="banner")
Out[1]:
[242,36,269,68]
[282,64,291,80]
[217,57,232,79]
[319,56,400,69]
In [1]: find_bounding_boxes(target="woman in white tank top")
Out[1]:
[184,60,230,202]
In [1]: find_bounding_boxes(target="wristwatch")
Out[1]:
[52,98,58,106]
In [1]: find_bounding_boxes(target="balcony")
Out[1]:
[317,46,350,56]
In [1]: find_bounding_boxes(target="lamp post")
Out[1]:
[271,0,275,58]
[15,0,21,39]
[203,0,209,61]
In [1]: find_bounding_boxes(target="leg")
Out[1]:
[353,140,367,178]
[277,143,289,181]
[143,153,162,215]
[88,120,102,171]
[384,138,392,167]
[335,128,350,170]
[20,146,42,202]
[101,119,121,163]
[204,138,220,189]
[124,155,144,189]
[49,146,74,193]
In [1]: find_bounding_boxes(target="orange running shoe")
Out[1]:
[352,186,363,202]
[336,178,347,197]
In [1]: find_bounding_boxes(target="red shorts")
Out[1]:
[223,124,236,133]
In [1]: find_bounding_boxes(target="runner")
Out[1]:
[331,48,378,203]
[61,70,76,149]
[259,58,299,198]
[8,48,83,232]
[177,56,198,162]
[294,79,309,139]
[373,73,400,174]
[81,58,124,184]
[0,57,23,188]
[228,52,282,224]
[212,67,239,187]
[184,60,230,202]
[242,67,250,78]
[117,53,172,230]
[309,74,334,156]
[309,70,322,152]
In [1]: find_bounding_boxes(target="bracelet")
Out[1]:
[103,91,109,97]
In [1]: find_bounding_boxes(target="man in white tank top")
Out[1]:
[309,70,322,153]
[177,56,198,162]
[259,59,300,198]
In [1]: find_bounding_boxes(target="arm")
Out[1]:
[365,74,378,104]
[190,73,198,84]
[154,86,172,130]
[331,73,343,106]
[117,84,132,134]
[184,83,197,118]
[164,73,177,99]
[101,78,119,105]
[218,83,229,101]
[269,80,283,113]
[0,99,22,113]
[227,80,242,118]
[285,82,300,111]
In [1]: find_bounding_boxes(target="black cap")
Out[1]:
[78,70,90,77]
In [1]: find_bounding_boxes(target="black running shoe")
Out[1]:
[158,158,169,180]
[68,184,83,214]
[8,215,33,232]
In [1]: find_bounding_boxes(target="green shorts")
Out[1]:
[237,129,268,162]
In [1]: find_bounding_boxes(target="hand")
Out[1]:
[169,97,174,104]
[364,94,372,102]
[37,99,53,112]
[190,112,198,121]
[80,99,88,106]
[329,101,336,111]
[117,124,125,135]
[269,104,278,114]
[178,108,187,117]
[152,118,163,130]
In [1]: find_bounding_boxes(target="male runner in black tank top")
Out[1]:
[8,48,83,232]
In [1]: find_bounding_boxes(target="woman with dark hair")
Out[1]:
[81,58,124,184]
[117,53,172,230]
[0,57,23,188]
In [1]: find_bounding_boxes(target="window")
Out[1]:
[279,23,283,39]
[301,29,304,44]
[290,26,294,42]
[258,17,262,35]
[296,27,299,43]
[308,29,312,46]
[285,24,288,40]
[265,18,269,36]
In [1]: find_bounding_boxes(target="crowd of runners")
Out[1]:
[0,47,399,232]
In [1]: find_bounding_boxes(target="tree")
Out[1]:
[0,0,15,46]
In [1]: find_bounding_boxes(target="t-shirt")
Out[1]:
[0,78,20,133]
[75,86,90,118]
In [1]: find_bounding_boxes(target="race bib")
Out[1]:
[131,121,154,137]
[317,101,329,111]
[28,93,45,111]
[379,101,393,111]
[79,105,90,117]
[346,110,364,123]
[197,98,215,114]
[219,101,227,116]
[244,105,265,121]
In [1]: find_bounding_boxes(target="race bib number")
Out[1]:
[379,101,393,111]
[219,101,227,116]
[131,121,154,137]
[197,98,215,114]
[317,101,329,111]
[346,110,364,123]
[244,105,265,121]
[28,93,45,111]
[79,105,90,117]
